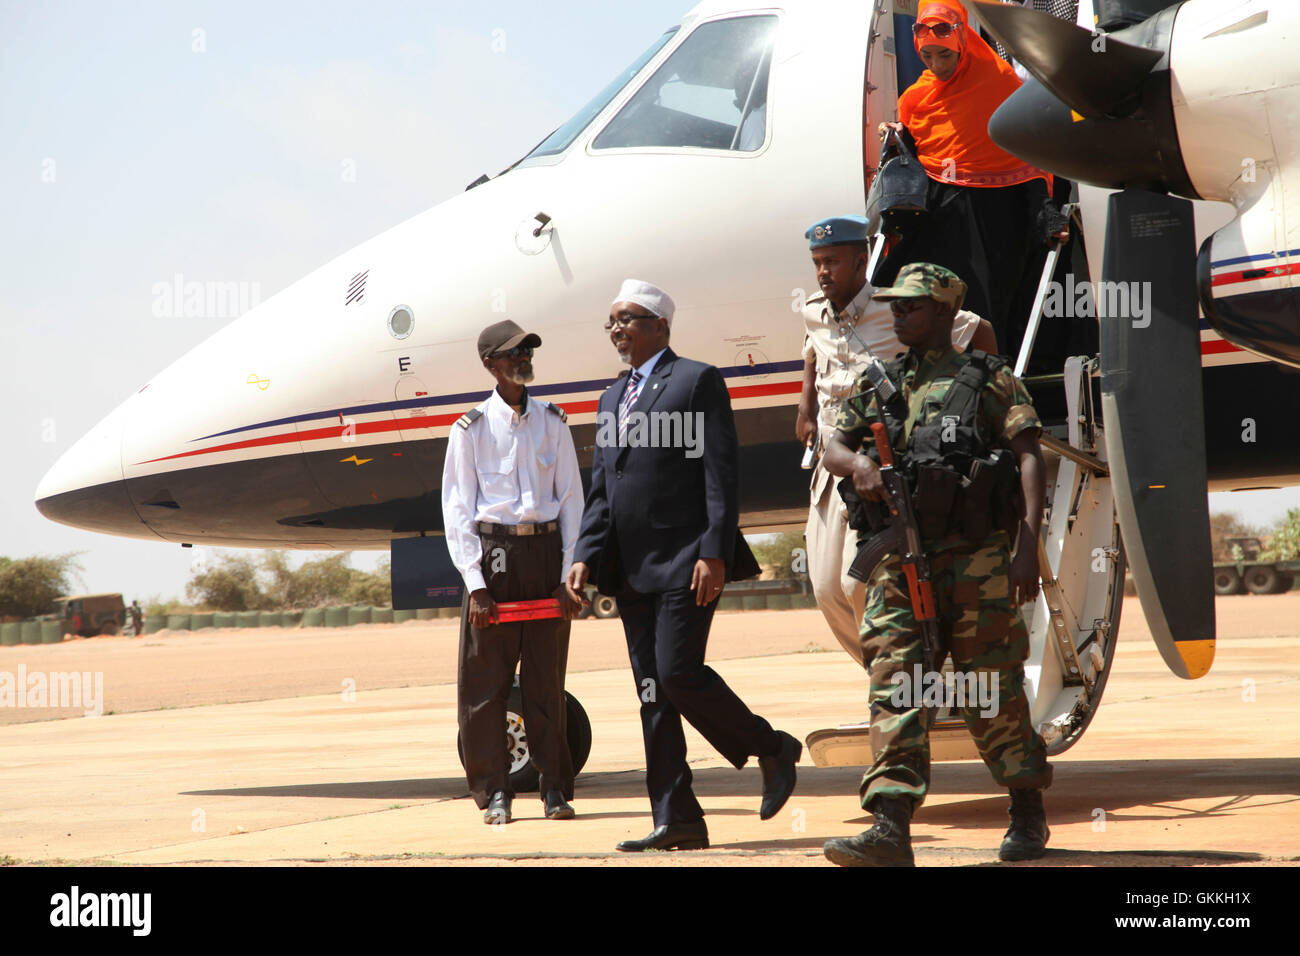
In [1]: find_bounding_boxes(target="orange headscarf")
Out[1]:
[899,0,1051,188]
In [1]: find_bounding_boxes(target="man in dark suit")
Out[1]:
[566,279,801,851]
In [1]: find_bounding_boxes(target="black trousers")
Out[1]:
[618,587,780,826]
[458,529,573,809]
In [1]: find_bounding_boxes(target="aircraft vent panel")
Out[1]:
[345,269,368,306]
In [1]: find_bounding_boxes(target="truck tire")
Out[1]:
[1244,565,1280,595]
[1213,569,1245,596]
[456,685,593,793]
[99,621,120,636]
[592,595,619,619]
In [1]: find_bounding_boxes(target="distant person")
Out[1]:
[566,279,800,852]
[128,600,144,637]
[796,215,994,667]
[441,319,584,825]
[874,0,1070,356]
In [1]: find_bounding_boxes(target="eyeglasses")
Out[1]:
[912,21,961,41]
[604,311,659,330]
[490,346,533,360]
[889,299,928,316]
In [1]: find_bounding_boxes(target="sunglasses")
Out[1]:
[490,345,533,359]
[604,311,659,330]
[912,21,962,41]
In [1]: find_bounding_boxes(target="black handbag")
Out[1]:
[865,128,930,235]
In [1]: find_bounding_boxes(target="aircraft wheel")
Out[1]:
[592,595,619,619]
[455,686,593,793]
[1244,565,1279,595]
[1213,569,1245,595]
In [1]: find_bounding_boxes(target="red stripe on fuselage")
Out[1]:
[136,380,805,465]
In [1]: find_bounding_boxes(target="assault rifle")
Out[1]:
[847,421,941,674]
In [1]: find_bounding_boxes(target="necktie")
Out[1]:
[618,370,644,445]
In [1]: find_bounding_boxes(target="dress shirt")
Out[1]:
[441,387,583,593]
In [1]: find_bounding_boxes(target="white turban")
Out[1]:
[614,279,676,326]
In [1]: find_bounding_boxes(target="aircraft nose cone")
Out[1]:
[34,401,152,539]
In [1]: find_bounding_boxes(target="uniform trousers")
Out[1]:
[858,531,1053,810]
[619,587,782,826]
[458,527,573,809]
[805,447,867,667]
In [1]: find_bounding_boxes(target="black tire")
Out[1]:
[1244,565,1279,595]
[577,603,594,620]
[98,621,120,636]
[592,594,619,619]
[1213,569,1245,596]
[455,685,593,794]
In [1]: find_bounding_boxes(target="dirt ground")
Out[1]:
[2,595,1298,867]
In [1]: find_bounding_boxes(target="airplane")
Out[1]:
[34,0,1300,782]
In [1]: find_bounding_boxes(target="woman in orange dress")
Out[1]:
[875,0,1070,359]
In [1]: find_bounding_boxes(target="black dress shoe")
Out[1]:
[484,790,512,825]
[758,731,802,820]
[615,822,709,852]
[543,790,575,820]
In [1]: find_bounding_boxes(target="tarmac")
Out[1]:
[2,595,1298,867]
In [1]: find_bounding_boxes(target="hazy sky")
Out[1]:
[3,0,1296,605]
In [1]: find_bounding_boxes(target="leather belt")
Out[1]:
[476,520,558,537]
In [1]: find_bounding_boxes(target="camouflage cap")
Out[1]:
[871,262,966,309]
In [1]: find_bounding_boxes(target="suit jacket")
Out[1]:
[574,347,759,596]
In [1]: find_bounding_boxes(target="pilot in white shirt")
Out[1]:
[440,319,583,826]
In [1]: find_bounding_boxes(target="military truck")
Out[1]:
[53,593,126,637]
[1213,538,1298,595]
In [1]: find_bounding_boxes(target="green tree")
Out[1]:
[1268,508,1300,562]
[749,531,807,579]
[0,553,83,618]
[185,554,267,611]
[345,558,391,607]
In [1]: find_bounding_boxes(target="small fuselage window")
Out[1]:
[593,15,777,153]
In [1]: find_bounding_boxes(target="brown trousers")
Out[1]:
[458,528,573,808]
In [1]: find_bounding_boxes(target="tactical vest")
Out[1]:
[845,350,1021,545]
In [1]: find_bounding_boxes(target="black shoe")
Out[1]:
[543,790,575,820]
[758,731,802,821]
[615,822,709,852]
[483,790,512,825]
[823,796,915,867]
[999,788,1049,861]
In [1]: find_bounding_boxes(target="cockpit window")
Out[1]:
[525,29,679,160]
[592,15,777,152]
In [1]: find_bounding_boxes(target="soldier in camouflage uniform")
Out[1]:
[820,262,1052,866]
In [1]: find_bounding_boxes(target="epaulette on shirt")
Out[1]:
[455,407,484,429]
[543,401,568,422]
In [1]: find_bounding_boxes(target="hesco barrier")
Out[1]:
[301,608,325,628]
[393,609,417,623]
[257,611,278,627]
[41,621,64,644]
[144,616,166,634]
[347,606,372,627]
[371,608,394,624]
[20,621,42,644]
[281,610,303,628]
[437,607,459,619]
[324,607,348,628]
[191,613,214,630]
[167,614,192,631]
[236,611,259,628]
[213,612,236,628]
[1,623,19,646]
[416,609,436,620]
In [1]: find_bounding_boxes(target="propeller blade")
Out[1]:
[1099,190,1215,679]
[969,0,1163,119]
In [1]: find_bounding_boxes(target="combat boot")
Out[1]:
[823,796,914,867]
[999,787,1049,861]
